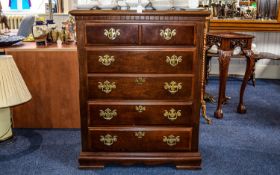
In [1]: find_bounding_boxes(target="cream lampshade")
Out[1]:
[0,55,31,142]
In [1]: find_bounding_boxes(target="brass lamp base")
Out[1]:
[0,108,13,142]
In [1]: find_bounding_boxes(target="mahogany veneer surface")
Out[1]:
[70,10,210,169]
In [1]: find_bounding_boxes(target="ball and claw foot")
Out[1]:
[237,104,247,114]
[214,109,223,119]
[201,101,212,124]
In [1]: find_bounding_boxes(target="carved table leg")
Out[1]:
[214,50,232,119]
[237,50,255,114]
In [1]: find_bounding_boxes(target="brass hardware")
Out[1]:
[104,28,120,40]
[164,81,182,94]
[200,20,212,125]
[164,108,182,121]
[163,135,180,146]
[98,80,116,94]
[160,28,176,40]
[99,108,117,120]
[135,77,146,85]
[98,55,115,66]
[135,106,146,113]
[166,55,182,67]
[100,134,117,146]
[135,131,145,139]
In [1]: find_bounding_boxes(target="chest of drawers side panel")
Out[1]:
[191,20,208,151]
[75,19,90,151]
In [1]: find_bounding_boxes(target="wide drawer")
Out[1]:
[88,101,193,126]
[141,24,196,46]
[87,49,195,74]
[88,75,193,100]
[88,127,192,152]
[85,23,138,45]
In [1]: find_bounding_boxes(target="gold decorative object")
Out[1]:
[99,108,117,120]
[135,105,146,113]
[163,108,182,121]
[160,28,176,40]
[164,81,182,94]
[100,134,117,146]
[201,19,212,125]
[163,135,180,146]
[135,77,146,85]
[166,55,182,67]
[98,80,116,94]
[98,55,115,66]
[135,131,145,139]
[104,28,120,40]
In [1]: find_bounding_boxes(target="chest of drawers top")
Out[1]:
[71,10,210,46]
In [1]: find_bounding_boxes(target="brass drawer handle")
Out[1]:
[100,134,117,146]
[99,55,115,66]
[160,28,176,40]
[163,135,180,146]
[135,77,146,85]
[164,81,182,94]
[98,80,116,94]
[99,108,117,120]
[164,108,182,121]
[104,28,120,40]
[135,105,146,113]
[166,55,182,67]
[135,131,145,139]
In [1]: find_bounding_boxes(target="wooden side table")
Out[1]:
[206,32,255,119]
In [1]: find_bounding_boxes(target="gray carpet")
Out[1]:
[0,78,280,175]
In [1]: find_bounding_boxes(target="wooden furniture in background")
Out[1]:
[206,32,255,119]
[209,2,280,32]
[5,42,80,128]
[70,10,210,169]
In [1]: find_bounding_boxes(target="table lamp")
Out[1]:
[0,55,31,142]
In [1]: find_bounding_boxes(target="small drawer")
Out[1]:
[88,127,192,152]
[88,101,193,126]
[87,49,195,74]
[88,75,193,100]
[141,24,196,46]
[85,23,138,45]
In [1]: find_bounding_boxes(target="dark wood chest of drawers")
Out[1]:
[70,10,210,169]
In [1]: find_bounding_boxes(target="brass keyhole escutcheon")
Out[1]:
[135,77,146,85]
[135,105,146,113]
[135,131,145,139]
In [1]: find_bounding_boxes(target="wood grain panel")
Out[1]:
[88,127,192,152]
[88,101,193,126]
[86,23,138,45]
[87,49,195,74]
[141,24,196,46]
[6,49,80,128]
[88,75,193,100]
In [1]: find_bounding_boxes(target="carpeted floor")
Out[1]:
[0,78,280,175]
